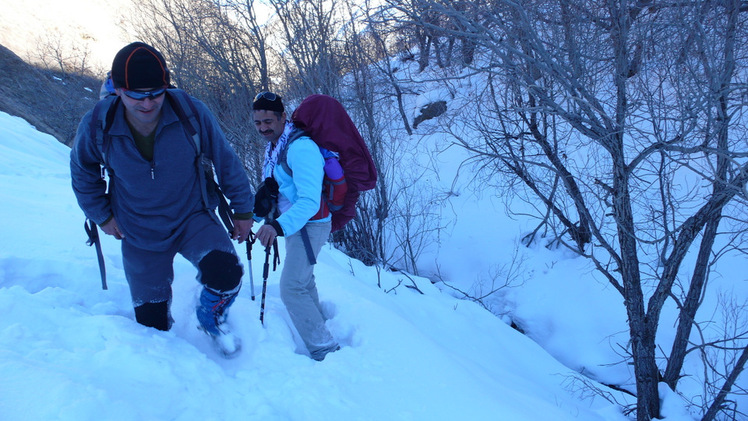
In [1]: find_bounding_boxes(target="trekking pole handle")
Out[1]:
[247,230,255,254]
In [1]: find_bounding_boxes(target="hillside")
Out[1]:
[0,44,100,146]
[0,0,133,146]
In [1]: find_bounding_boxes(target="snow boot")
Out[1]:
[310,343,341,362]
[196,286,242,358]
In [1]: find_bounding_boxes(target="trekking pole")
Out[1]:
[246,231,256,301]
[259,243,271,325]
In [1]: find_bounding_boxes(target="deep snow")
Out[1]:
[2,104,730,420]
[0,111,638,420]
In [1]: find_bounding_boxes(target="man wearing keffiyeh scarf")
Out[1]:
[252,92,340,361]
[262,120,295,179]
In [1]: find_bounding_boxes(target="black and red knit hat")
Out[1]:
[111,42,170,90]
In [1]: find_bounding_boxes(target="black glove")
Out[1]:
[254,177,279,219]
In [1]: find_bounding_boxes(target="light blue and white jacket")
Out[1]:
[262,123,331,237]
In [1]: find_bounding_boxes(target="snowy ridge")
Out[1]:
[0,111,630,420]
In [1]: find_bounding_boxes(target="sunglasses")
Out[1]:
[122,87,167,101]
[254,91,278,102]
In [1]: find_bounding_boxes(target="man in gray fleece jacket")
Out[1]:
[70,42,253,357]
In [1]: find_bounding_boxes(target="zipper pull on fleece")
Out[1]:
[150,162,155,180]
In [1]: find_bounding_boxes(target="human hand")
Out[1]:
[101,217,125,239]
[255,224,278,248]
[232,218,254,243]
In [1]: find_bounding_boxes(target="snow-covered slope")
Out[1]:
[0,111,631,420]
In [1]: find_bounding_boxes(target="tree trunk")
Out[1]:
[613,159,661,420]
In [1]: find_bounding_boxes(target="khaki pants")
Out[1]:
[279,220,337,358]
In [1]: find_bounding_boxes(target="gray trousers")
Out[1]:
[122,211,241,307]
[280,220,337,357]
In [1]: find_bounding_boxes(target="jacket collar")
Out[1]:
[107,94,180,138]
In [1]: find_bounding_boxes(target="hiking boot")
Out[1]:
[310,343,340,362]
[196,287,241,358]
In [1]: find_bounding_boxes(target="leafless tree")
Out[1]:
[30,33,94,76]
[335,21,389,264]
[340,0,457,270]
[266,0,343,98]
[381,0,478,72]
[399,0,748,419]
[127,0,269,181]
[361,1,414,135]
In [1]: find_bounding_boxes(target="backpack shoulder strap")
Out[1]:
[166,89,201,154]
[278,128,311,176]
[88,96,120,168]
